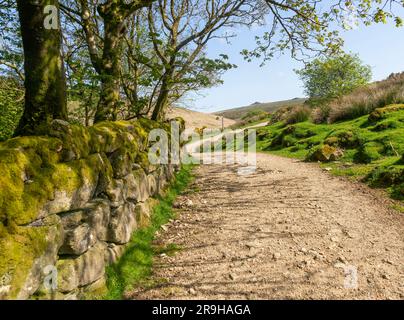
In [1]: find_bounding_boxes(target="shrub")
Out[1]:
[311,106,330,124]
[285,106,311,124]
[269,105,296,124]
[365,165,404,199]
[0,77,23,141]
[327,72,404,123]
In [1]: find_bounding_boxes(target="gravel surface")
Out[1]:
[130,153,403,300]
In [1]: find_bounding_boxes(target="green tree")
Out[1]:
[244,1,404,63]
[147,0,263,121]
[296,53,372,105]
[61,0,154,123]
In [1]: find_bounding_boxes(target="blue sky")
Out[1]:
[188,20,404,113]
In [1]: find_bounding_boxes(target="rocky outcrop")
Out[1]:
[0,119,180,300]
[305,144,344,162]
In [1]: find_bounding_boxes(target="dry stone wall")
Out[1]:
[0,118,180,299]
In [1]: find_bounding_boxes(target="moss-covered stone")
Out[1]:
[134,199,156,229]
[324,130,359,149]
[136,151,157,174]
[56,242,107,291]
[0,215,63,299]
[0,117,180,300]
[305,144,344,162]
[6,153,105,226]
[368,104,404,123]
[108,147,138,179]
[48,120,92,161]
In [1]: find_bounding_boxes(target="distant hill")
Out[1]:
[214,98,306,120]
[167,107,236,132]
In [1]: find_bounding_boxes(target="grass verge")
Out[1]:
[103,164,194,300]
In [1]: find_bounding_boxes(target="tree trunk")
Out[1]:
[94,3,125,123]
[151,67,174,121]
[15,0,67,136]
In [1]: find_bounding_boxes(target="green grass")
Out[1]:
[391,204,404,213]
[256,106,404,201]
[103,164,194,300]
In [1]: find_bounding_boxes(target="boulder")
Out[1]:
[107,202,137,244]
[86,199,110,242]
[59,223,94,256]
[105,243,127,265]
[59,199,110,254]
[108,148,135,179]
[136,151,158,174]
[122,173,140,202]
[57,242,107,292]
[147,174,157,196]
[305,145,344,162]
[135,200,155,229]
[132,168,149,202]
[15,216,64,299]
[56,259,78,293]
[37,153,105,221]
[80,276,107,298]
[105,178,125,207]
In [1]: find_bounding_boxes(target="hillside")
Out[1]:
[256,104,404,201]
[214,98,306,120]
[167,107,236,132]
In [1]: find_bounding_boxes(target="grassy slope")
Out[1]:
[215,98,306,120]
[102,165,194,300]
[256,106,404,201]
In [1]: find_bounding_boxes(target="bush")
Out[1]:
[0,77,23,141]
[269,105,296,124]
[311,106,330,124]
[285,106,311,124]
[365,166,404,199]
[327,72,404,123]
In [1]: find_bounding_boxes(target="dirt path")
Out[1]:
[130,153,403,300]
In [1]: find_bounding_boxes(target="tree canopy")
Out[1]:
[0,0,402,137]
[296,53,372,105]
